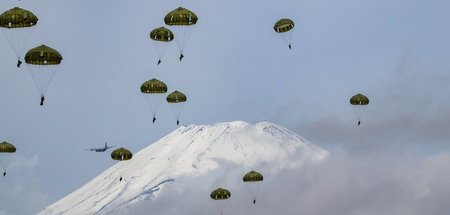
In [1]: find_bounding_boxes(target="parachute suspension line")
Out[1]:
[0,152,16,174]
[27,65,41,97]
[277,30,294,49]
[351,105,368,124]
[152,41,171,64]
[168,101,185,124]
[143,93,166,116]
[215,201,228,215]
[27,64,59,99]
[1,26,35,63]
[254,182,262,203]
[43,65,58,94]
[287,28,294,48]
[182,26,194,53]
[245,182,262,204]
[172,25,195,59]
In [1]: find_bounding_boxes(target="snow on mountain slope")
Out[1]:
[38,121,328,215]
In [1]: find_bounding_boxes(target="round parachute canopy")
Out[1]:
[350,94,369,105]
[111,147,133,161]
[150,27,174,64]
[210,188,231,200]
[164,7,198,26]
[150,27,174,42]
[274,19,294,33]
[166,91,187,103]
[141,79,168,94]
[25,45,63,65]
[166,91,187,123]
[0,7,38,28]
[243,171,263,182]
[0,142,16,153]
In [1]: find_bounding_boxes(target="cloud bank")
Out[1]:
[117,149,450,215]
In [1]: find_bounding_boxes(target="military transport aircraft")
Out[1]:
[86,142,115,152]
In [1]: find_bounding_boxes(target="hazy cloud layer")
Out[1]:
[284,49,450,154]
[118,150,450,215]
[0,154,49,215]
[0,174,50,215]
[10,154,39,169]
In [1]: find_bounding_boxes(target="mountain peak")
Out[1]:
[39,121,328,215]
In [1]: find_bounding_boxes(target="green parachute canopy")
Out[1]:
[164,7,198,26]
[150,27,174,42]
[0,142,16,153]
[25,45,63,65]
[164,7,198,60]
[0,7,38,28]
[0,7,39,67]
[243,170,263,204]
[0,141,16,174]
[111,147,133,161]
[150,27,174,65]
[350,93,369,125]
[141,79,168,94]
[274,18,294,33]
[243,171,263,182]
[141,79,168,119]
[24,45,63,105]
[166,91,187,124]
[210,188,231,200]
[350,94,369,105]
[166,91,187,103]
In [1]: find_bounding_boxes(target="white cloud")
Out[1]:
[122,150,450,215]
[9,154,39,170]
[0,171,50,215]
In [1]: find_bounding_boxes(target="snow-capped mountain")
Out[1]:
[38,121,328,215]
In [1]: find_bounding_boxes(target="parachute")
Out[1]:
[350,93,369,126]
[243,170,263,204]
[0,141,16,176]
[111,147,133,182]
[274,18,294,49]
[150,27,174,65]
[24,45,63,106]
[141,78,168,123]
[210,188,231,215]
[111,147,133,161]
[164,7,198,61]
[0,7,38,68]
[166,91,187,125]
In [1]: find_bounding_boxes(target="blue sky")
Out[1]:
[0,0,449,214]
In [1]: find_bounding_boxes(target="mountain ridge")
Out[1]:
[38,121,328,215]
